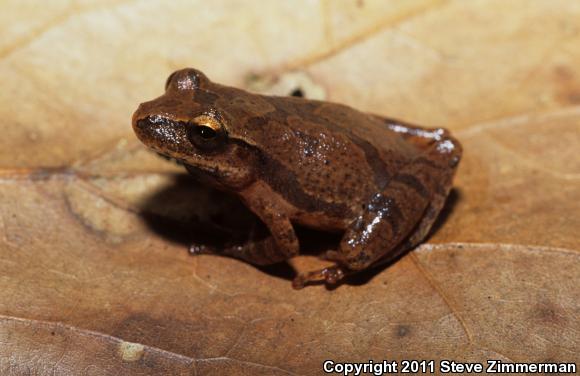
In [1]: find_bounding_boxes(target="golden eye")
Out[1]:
[195,125,217,139]
[187,115,226,151]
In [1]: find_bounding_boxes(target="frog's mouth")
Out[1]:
[183,162,230,190]
[156,152,185,166]
[154,152,224,187]
[155,152,217,175]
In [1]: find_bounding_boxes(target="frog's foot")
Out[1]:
[188,244,215,255]
[292,265,347,289]
[322,250,341,261]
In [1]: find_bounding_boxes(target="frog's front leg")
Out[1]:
[228,182,300,265]
[190,231,291,265]
[293,130,461,289]
[191,182,299,266]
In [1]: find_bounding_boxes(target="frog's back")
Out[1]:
[243,95,425,214]
[265,95,422,170]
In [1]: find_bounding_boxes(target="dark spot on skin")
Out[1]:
[393,173,429,198]
[396,325,410,337]
[193,90,219,105]
[247,116,268,128]
[290,88,304,97]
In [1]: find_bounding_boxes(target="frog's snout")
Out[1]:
[131,104,148,133]
[132,116,151,139]
[131,106,154,142]
[132,113,175,149]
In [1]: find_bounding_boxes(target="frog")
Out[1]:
[132,68,462,289]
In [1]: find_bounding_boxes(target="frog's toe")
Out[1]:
[322,250,341,261]
[292,265,347,289]
[322,266,346,285]
[188,244,214,255]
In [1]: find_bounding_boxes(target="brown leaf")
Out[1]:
[1,1,578,374]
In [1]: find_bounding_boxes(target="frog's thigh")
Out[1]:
[363,179,452,270]
[338,189,430,271]
[337,145,458,271]
[294,177,432,288]
[405,182,450,248]
[401,140,461,249]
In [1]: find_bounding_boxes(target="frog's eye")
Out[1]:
[166,68,209,91]
[194,125,217,139]
[187,114,226,151]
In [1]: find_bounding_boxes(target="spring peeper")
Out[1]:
[132,68,462,289]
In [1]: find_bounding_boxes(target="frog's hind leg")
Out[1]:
[293,126,462,289]
[382,120,461,248]
[382,118,449,147]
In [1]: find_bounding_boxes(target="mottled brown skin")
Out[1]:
[132,68,462,289]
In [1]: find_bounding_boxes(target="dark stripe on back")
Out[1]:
[349,136,391,190]
[246,116,268,128]
[393,173,429,198]
[415,156,443,170]
[193,89,219,105]
[241,142,351,218]
[267,99,393,190]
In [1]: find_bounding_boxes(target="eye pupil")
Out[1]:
[197,126,216,139]
[187,115,226,151]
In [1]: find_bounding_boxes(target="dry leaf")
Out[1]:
[1,1,578,375]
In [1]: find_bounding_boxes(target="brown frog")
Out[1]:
[132,68,462,289]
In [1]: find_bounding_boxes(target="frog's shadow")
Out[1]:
[139,174,299,281]
[139,174,461,288]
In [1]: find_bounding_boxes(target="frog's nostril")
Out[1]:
[136,118,151,130]
[133,117,159,141]
[134,115,164,132]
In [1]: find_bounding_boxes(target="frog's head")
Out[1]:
[132,68,261,191]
